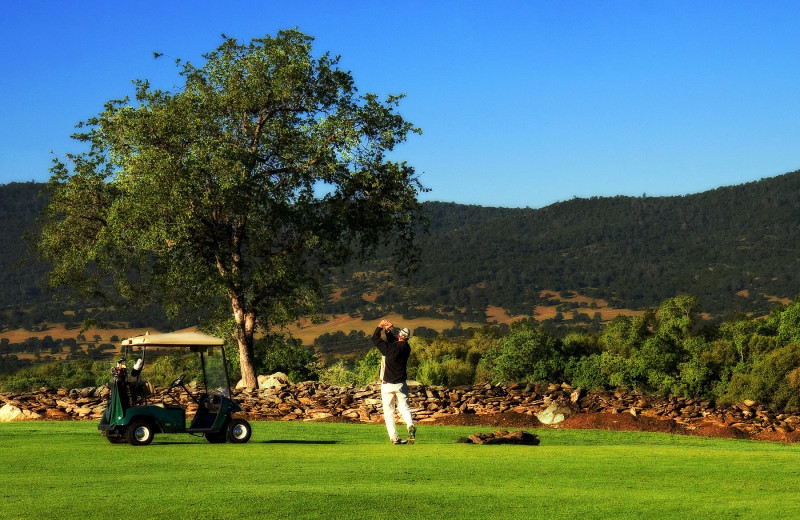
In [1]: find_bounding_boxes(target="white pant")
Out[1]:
[381,381,414,440]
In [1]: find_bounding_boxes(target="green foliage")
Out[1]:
[317,360,359,387]
[13,291,800,413]
[774,298,800,346]
[255,334,319,383]
[0,358,111,392]
[720,344,800,411]
[564,354,606,390]
[480,325,564,384]
[354,348,383,386]
[409,336,482,387]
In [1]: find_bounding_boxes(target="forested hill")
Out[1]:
[0,182,48,306]
[3,170,800,325]
[350,169,800,320]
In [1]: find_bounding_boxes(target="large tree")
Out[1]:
[37,30,426,388]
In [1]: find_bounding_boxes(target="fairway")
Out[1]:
[2,421,800,519]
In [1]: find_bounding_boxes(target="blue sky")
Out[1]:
[2,1,800,208]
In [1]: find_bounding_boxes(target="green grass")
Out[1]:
[2,421,800,519]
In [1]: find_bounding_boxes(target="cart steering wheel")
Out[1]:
[169,374,185,389]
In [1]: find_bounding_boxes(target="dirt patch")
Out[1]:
[752,428,800,443]
[432,412,541,428]
[430,411,776,441]
[560,412,688,435]
[684,422,752,440]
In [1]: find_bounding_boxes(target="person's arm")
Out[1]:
[373,319,393,353]
[371,326,385,347]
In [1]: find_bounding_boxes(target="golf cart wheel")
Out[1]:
[205,430,227,443]
[126,419,156,446]
[226,418,252,444]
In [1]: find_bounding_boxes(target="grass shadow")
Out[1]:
[261,439,338,445]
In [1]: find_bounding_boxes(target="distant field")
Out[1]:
[0,290,647,352]
[2,421,800,519]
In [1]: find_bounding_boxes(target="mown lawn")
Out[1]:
[2,421,799,519]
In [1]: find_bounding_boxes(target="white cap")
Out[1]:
[398,327,410,338]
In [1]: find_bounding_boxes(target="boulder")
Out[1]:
[258,372,290,390]
[459,430,540,445]
[536,402,574,425]
[0,404,25,422]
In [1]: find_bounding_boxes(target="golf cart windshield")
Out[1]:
[122,331,232,396]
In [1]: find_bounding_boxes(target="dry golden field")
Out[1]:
[1,290,647,353]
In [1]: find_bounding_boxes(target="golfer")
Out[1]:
[372,319,416,444]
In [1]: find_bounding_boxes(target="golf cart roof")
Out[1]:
[121,331,226,347]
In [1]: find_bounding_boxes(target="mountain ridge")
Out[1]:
[2,169,799,330]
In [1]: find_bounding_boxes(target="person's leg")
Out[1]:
[381,383,399,441]
[396,381,414,430]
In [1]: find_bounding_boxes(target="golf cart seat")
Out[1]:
[203,393,222,413]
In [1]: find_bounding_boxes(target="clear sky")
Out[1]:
[2,1,800,208]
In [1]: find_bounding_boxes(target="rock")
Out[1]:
[459,430,540,445]
[0,404,25,422]
[258,372,290,390]
[45,409,69,419]
[21,409,42,419]
[536,402,573,425]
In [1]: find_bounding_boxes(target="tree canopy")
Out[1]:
[36,29,426,387]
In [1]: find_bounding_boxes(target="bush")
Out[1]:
[0,358,112,392]
[565,354,606,390]
[720,344,800,411]
[256,335,319,383]
[318,360,358,387]
[416,358,446,386]
[488,326,563,383]
[441,358,474,386]
[354,348,382,386]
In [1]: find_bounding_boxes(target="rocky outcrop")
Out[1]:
[458,430,541,445]
[2,378,800,442]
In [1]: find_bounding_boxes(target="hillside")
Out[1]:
[2,171,800,334]
[347,169,800,321]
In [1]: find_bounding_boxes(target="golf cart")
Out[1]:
[98,331,252,446]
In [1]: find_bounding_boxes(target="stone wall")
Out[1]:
[2,376,798,441]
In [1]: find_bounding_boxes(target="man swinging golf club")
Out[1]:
[372,319,416,444]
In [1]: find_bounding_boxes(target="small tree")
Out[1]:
[37,30,426,388]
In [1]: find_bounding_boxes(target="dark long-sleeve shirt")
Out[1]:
[371,327,410,384]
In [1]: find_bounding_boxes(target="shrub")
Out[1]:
[318,360,358,387]
[488,326,563,384]
[256,335,319,383]
[0,359,112,392]
[416,358,446,386]
[565,354,606,390]
[354,348,382,385]
[720,344,800,411]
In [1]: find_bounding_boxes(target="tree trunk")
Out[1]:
[231,295,259,389]
[237,336,258,388]
[236,327,258,389]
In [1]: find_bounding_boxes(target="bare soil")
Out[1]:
[429,411,800,443]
